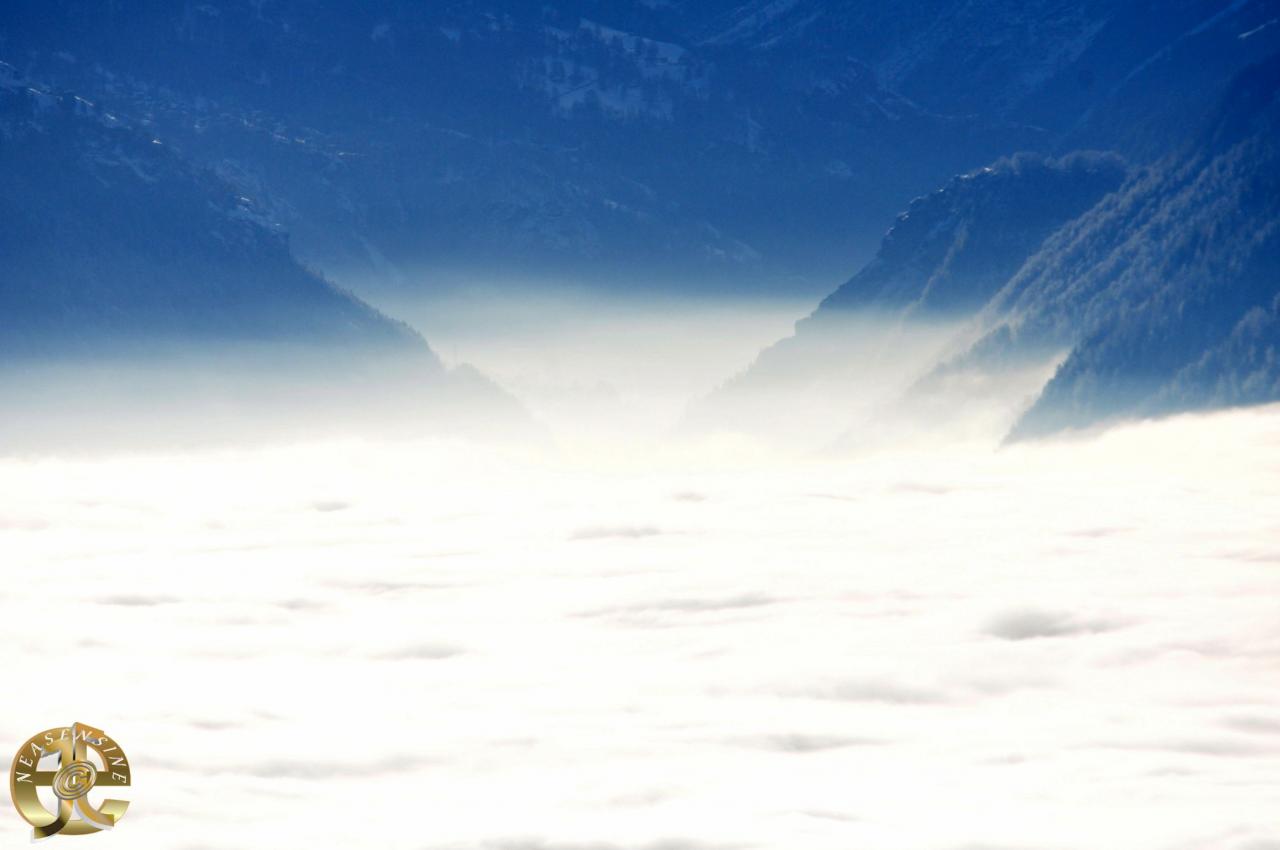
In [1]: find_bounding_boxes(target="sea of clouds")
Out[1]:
[2,402,1279,850]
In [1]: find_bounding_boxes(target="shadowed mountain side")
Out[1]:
[0,68,421,357]
[683,153,1125,445]
[0,2,1040,293]
[0,70,530,449]
[698,52,1280,448]
[8,0,1274,292]
[815,152,1127,317]
[968,55,1280,439]
[707,0,1280,158]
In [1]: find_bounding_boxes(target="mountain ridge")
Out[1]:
[9,0,1272,292]
[0,63,532,448]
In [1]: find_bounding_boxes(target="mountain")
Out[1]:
[684,152,1127,444]
[3,3,1278,446]
[0,62,421,358]
[702,0,1280,155]
[692,48,1280,444]
[4,1,1273,293]
[814,152,1128,317]
[0,1,1024,292]
[979,53,1280,438]
[0,64,525,447]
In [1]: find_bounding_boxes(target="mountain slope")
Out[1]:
[703,0,1280,155]
[9,1,1272,292]
[815,152,1127,318]
[682,151,1127,443]
[992,54,1280,438]
[0,65,529,448]
[2,1,1022,290]
[0,63,425,359]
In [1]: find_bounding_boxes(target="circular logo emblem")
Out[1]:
[9,723,130,838]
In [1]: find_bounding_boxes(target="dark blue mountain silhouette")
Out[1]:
[5,1,1272,291]
[694,50,1280,440]
[994,54,1280,438]
[0,64,423,358]
[0,65,526,446]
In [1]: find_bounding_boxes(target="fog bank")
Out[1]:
[2,405,1278,849]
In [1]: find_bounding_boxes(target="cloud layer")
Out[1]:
[0,407,1278,849]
